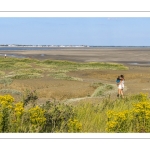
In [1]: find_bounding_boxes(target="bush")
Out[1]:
[23,90,38,106]
[106,93,150,133]
[0,94,82,133]
[41,101,81,132]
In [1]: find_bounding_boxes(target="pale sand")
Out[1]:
[1,47,150,65]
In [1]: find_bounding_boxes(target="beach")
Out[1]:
[1,47,150,65]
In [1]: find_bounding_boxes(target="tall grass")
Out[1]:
[74,93,150,132]
[0,92,150,132]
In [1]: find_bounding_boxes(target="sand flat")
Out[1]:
[1,47,150,64]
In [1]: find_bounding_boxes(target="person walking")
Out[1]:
[120,75,125,97]
[117,77,124,98]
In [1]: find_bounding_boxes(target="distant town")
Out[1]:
[0,44,149,48]
[0,44,89,47]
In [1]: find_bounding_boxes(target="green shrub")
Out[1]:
[41,101,78,132]
[0,94,81,133]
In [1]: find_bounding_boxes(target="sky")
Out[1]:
[0,17,150,46]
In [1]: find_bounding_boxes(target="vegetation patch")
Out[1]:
[0,92,150,133]
[11,73,43,80]
[0,71,5,76]
[0,57,128,82]
[0,94,81,133]
[42,60,128,71]
[91,84,115,97]
[0,89,22,95]
[75,93,150,132]
[0,78,13,86]
[16,68,44,74]
[49,72,83,81]
[90,82,104,89]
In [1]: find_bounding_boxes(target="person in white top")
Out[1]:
[120,75,125,97]
[117,75,125,98]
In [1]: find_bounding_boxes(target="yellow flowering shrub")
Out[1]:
[14,102,24,117]
[29,105,46,127]
[0,95,14,108]
[131,100,150,132]
[106,93,150,133]
[106,110,129,132]
[0,94,76,132]
[67,119,82,132]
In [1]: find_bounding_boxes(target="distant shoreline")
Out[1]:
[0,47,150,66]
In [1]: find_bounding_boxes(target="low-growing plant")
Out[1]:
[91,84,115,97]
[0,89,22,95]
[90,82,104,89]
[0,78,13,86]
[11,73,43,79]
[23,90,38,106]
[49,72,83,81]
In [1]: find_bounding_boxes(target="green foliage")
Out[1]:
[42,60,128,71]
[1,92,150,133]
[41,101,78,132]
[75,93,150,133]
[74,102,107,132]
[0,94,81,133]
[91,84,115,97]
[106,93,150,132]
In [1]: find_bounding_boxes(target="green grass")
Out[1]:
[49,71,83,81]
[42,60,128,71]
[0,78,13,86]
[91,84,115,97]
[10,73,43,79]
[74,93,149,132]
[0,57,128,81]
[90,82,104,89]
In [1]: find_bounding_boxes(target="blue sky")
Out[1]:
[0,17,150,46]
